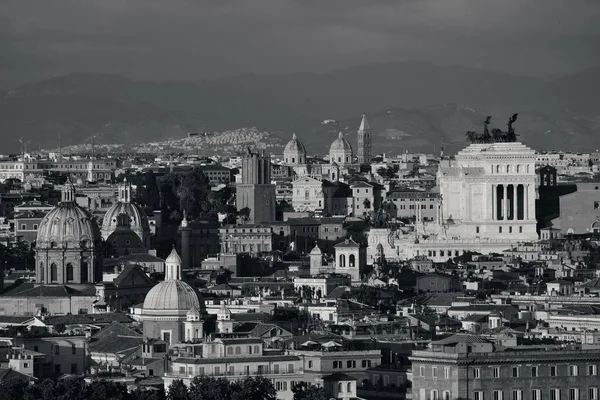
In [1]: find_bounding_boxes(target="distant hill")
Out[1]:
[2,62,599,154]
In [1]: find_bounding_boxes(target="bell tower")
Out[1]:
[357,113,372,165]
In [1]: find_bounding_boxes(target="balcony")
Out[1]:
[166,368,303,379]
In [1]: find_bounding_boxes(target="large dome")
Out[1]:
[330,132,353,154]
[142,280,205,316]
[36,202,101,249]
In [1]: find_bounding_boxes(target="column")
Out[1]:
[491,184,496,220]
[502,185,508,221]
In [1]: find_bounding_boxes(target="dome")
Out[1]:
[102,202,150,242]
[284,133,307,155]
[36,200,101,249]
[283,133,307,165]
[330,132,353,154]
[143,280,205,316]
[310,244,322,255]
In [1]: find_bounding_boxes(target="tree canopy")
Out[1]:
[167,376,276,400]
[291,382,331,400]
[0,377,164,400]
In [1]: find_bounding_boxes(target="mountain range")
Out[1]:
[2,61,599,155]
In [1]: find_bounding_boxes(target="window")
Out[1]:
[20,224,26,230]
[499,227,503,233]
[474,368,480,379]
[420,366,425,376]
[273,364,279,374]
[519,226,523,233]
[531,366,538,377]
[308,360,313,368]
[509,226,513,233]
[476,226,480,234]
[443,391,451,400]
[569,388,579,400]
[288,364,294,373]
[551,366,557,376]
[55,345,60,355]
[589,365,598,376]
[595,201,600,210]
[569,365,578,376]
[589,388,598,400]
[432,367,437,377]
[347,360,356,368]
[34,346,38,352]
[511,390,523,400]
[512,367,519,377]
[491,367,499,378]
[532,390,541,400]
[445,367,450,379]
[550,389,561,400]
[72,344,76,355]
[474,391,484,400]
[493,390,503,400]
[347,383,352,393]
[71,363,77,374]
[431,390,439,400]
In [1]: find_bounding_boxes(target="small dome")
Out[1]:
[143,280,205,316]
[330,132,353,154]
[310,244,322,255]
[36,201,101,249]
[166,247,182,265]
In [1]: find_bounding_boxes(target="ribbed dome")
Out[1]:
[36,202,100,248]
[330,132,353,154]
[142,280,205,315]
[284,133,307,156]
[101,202,150,242]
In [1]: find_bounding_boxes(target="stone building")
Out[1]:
[218,225,273,255]
[35,185,103,285]
[411,335,600,400]
[334,238,366,282]
[329,132,354,167]
[236,149,276,224]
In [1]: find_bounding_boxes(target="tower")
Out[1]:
[236,149,276,224]
[309,243,323,276]
[180,211,191,270]
[357,113,372,165]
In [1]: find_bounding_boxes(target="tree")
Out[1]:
[291,382,331,400]
[188,376,232,400]
[238,207,251,222]
[167,380,190,400]
[232,376,277,400]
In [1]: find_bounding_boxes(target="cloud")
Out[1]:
[1,0,599,85]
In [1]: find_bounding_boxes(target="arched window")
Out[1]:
[50,263,58,282]
[66,263,73,282]
[516,165,521,173]
[254,345,260,354]
[496,165,501,173]
[349,254,356,267]
[339,254,346,267]
[338,383,343,392]
[235,346,241,355]
[506,165,510,173]
[227,347,233,355]
[248,346,252,354]
[443,391,451,400]
[347,383,352,392]
[39,263,44,281]
[431,390,439,400]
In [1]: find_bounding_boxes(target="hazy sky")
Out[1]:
[1,0,600,86]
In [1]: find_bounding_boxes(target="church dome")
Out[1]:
[283,133,307,165]
[143,280,205,316]
[101,181,150,244]
[102,202,150,240]
[36,189,100,249]
[330,132,353,154]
